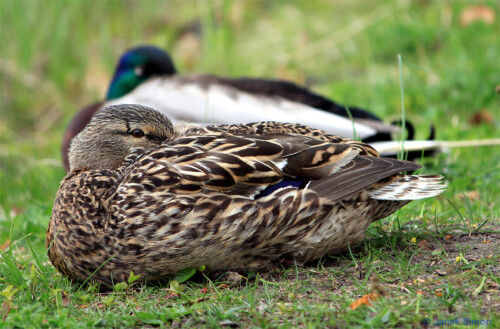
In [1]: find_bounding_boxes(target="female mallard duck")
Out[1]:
[49,104,445,285]
[62,45,429,171]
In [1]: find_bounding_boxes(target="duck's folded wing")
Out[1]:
[118,133,418,202]
[308,156,421,202]
[118,133,363,197]
[185,121,379,157]
[120,135,286,197]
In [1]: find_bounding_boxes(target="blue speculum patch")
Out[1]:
[258,179,306,198]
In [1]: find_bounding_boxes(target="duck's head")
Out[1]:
[106,46,177,100]
[69,104,174,171]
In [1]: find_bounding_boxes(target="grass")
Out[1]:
[0,0,499,327]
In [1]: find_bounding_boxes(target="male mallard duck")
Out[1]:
[62,45,426,171]
[48,104,446,285]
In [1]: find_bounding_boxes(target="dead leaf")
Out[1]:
[435,269,447,276]
[62,293,70,307]
[10,206,24,217]
[487,280,500,289]
[164,293,179,300]
[400,284,411,293]
[200,287,208,293]
[460,5,496,26]
[217,283,229,290]
[0,240,10,251]
[220,319,239,327]
[370,277,387,296]
[349,292,379,310]
[482,240,492,244]
[445,235,452,242]
[469,111,494,125]
[416,290,425,295]
[418,239,433,251]
[435,292,443,297]
[187,297,208,305]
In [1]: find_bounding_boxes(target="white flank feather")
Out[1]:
[369,175,447,201]
[104,77,379,140]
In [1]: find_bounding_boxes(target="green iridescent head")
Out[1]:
[106,46,176,100]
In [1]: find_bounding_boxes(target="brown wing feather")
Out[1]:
[216,133,363,181]
[122,135,286,196]
[123,127,411,200]
[184,122,379,157]
[309,156,421,202]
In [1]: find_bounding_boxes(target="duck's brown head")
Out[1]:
[68,104,174,171]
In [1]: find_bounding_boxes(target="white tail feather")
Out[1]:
[372,139,500,157]
[369,175,446,201]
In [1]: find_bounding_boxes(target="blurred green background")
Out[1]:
[0,1,499,327]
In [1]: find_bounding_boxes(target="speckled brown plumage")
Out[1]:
[47,104,446,285]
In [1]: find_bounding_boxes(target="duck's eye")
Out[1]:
[131,129,145,138]
[134,66,144,76]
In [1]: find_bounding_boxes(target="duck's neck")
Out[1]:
[106,72,145,100]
